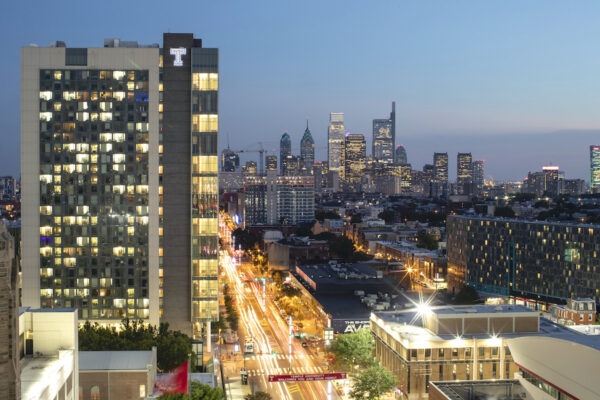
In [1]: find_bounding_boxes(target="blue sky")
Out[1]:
[2,0,600,180]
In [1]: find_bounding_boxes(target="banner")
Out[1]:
[154,361,188,396]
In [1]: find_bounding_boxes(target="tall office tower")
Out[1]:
[221,148,239,172]
[162,34,219,339]
[300,121,315,175]
[372,102,396,164]
[432,152,448,197]
[0,176,18,201]
[0,223,19,399]
[265,155,277,172]
[21,41,160,326]
[344,134,366,192]
[395,145,407,165]
[280,132,291,175]
[472,160,484,195]
[456,152,473,195]
[328,113,345,179]
[591,145,600,193]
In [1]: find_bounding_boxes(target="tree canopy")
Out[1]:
[79,319,192,372]
[330,328,374,371]
[417,232,439,251]
[494,206,515,218]
[244,392,272,400]
[454,285,481,305]
[350,365,397,400]
[232,228,259,251]
[157,381,224,400]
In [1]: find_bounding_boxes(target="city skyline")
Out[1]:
[4,1,600,180]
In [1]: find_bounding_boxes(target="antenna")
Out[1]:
[227,132,230,149]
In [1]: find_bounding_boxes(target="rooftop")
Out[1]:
[449,214,600,229]
[79,350,154,371]
[21,350,74,400]
[430,380,531,400]
[373,306,600,351]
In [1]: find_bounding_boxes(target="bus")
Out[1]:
[244,338,254,354]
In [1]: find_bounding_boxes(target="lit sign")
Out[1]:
[170,48,187,67]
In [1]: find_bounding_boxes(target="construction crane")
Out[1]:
[234,142,278,174]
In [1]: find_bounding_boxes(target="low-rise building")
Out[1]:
[551,298,596,325]
[267,237,329,270]
[20,307,78,400]
[79,349,156,400]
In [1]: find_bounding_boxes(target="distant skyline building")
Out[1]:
[457,152,473,195]
[300,121,315,175]
[372,102,395,164]
[280,132,291,175]
[473,159,485,194]
[395,145,407,165]
[432,152,448,197]
[221,148,239,172]
[265,155,277,171]
[591,145,600,193]
[328,113,345,179]
[344,133,366,192]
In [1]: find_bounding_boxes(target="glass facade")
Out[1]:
[191,55,219,323]
[344,134,366,192]
[327,113,345,177]
[372,119,393,163]
[38,68,151,320]
[447,215,600,305]
[591,145,600,193]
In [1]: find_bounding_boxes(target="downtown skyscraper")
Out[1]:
[456,152,473,195]
[344,133,366,192]
[280,132,291,175]
[328,113,345,179]
[591,145,600,193]
[472,159,485,195]
[372,102,396,164]
[21,33,219,340]
[432,152,449,197]
[300,121,314,175]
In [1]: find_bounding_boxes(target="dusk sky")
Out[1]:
[2,1,600,180]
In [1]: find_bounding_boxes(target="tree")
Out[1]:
[79,319,192,372]
[232,228,258,251]
[350,214,363,224]
[244,392,272,400]
[454,285,481,305]
[158,381,224,400]
[315,210,341,221]
[330,328,374,371]
[494,206,515,218]
[417,232,438,251]
[378,209,396,224]
[350,365,397,400]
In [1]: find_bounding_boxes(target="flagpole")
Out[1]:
[188,353,192,399]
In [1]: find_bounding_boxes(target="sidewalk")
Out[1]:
[224,375,251,400]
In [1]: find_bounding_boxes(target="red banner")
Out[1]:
[268,372,346,382]
[153,361,188,395]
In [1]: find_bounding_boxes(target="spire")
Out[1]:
[306,119,309,131]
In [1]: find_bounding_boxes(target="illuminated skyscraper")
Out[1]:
[395,145,407,165]
[280,132,291,175]
[591,145,600,193]
[328,113,345,178]
[372,102,395,163]
[457,152,473,195]
[344,133,366,192]
[432,152,448,197]
[21,34,220,347]
[21,40,161,327]
[300,121,315,175]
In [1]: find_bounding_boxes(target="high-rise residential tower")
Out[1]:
[344,133,366,192]
[21,34,219,342]
[457,152,473,195]
[328,113,345,179]
[472,160,484,195]
[280,132,291,175]
[395,145,407,165]
[22,40,161,325]
[372,102,396,164]
[591,145,600,193]
[300,121,315,175]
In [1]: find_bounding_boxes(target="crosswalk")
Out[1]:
[245,353,312,361]
[246,366,328,377]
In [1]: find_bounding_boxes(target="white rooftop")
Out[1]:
[79,350,154,371]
